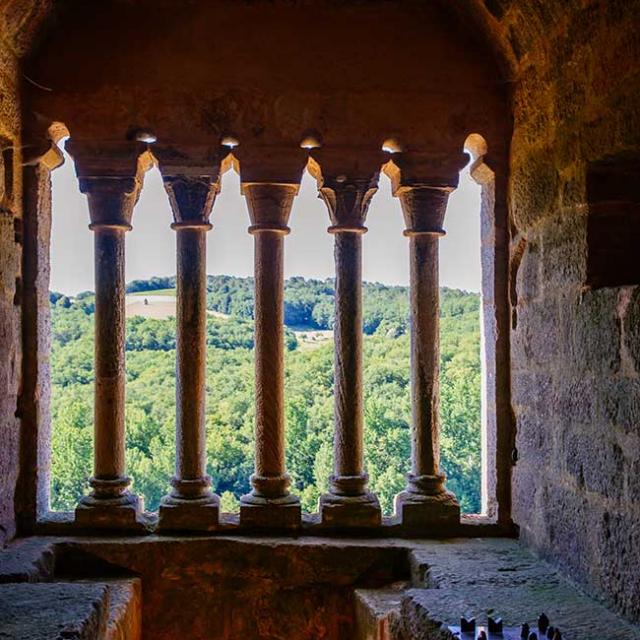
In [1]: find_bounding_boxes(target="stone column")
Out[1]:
[158,175,220,531]
[316,176,381,527]
[239,182,301,529]
[74,175,144,528]
[394,185,460,527]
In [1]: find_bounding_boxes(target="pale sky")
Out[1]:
[50,147,481,294]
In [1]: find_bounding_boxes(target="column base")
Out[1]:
[157,494,220,532]
[239,492,301,530]
[394,489,460,528]
[319,491,381,528]
[75,493,146,531]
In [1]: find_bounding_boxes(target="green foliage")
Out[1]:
[126,276,176,293]
[49,277,482,515]
[50,390,93,510]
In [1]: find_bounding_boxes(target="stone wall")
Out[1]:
[0,36,21,545]
[508,0,640,623]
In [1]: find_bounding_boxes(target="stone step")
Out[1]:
[0,579,141,640]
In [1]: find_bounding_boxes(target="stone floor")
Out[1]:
[0,536,638,639]
[356,539,640,640]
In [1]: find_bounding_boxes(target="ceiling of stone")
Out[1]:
[0,0,579,79]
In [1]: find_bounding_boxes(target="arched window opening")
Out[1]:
[361,172,411,516]
[462,132,504,519]
[284,169,335,514]
[49,134,95,513]
[121,162,176,513]
[439,150,484,515]
[203,165,255,515]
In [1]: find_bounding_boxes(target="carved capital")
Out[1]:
[66,140,150,229]
[66,140,150,179]
[155,144,229,225]
[163,176,218,227]
[308,148,384,231]
[396,185,451,236]
[242,182,298,233]
[81,177,142,230]
[319,178,378,231]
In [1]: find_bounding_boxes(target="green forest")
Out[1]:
[49,275,483,515]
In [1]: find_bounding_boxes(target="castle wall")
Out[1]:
[506,0,640,622]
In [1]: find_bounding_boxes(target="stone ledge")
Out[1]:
[33,510,514,539]
[407,538,564,588]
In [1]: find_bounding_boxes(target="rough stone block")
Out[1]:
[239,496,301,530]
[75,498,148,532]
[621,287,640,375]
[0,580,141,640]
[319,493,382,529]
[511,146,560,231]
[568,287,621,375]
[394,491,460,530]
[104,580,142,640]
[157,500,219,532]
[394,539,640,640]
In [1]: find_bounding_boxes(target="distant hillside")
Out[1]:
[68,274,479,335]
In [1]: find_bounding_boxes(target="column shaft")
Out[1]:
[92,226,128,485]
[68,142,147,529]
[332,230,365,485]
[253,230,287,484]
[409,234,440,478]
[76,221,143,528]
[175,227,209,490]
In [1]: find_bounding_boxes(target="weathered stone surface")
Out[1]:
[394,585,640,640]
[391,539,640,640]
[1,537,638,640]
[0,537,55,582]
[510,7,640,611]
[0,45,20,546]
[0,580,141,640]
[0,583,107,640]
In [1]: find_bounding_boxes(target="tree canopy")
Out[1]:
[50,276,482,515]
